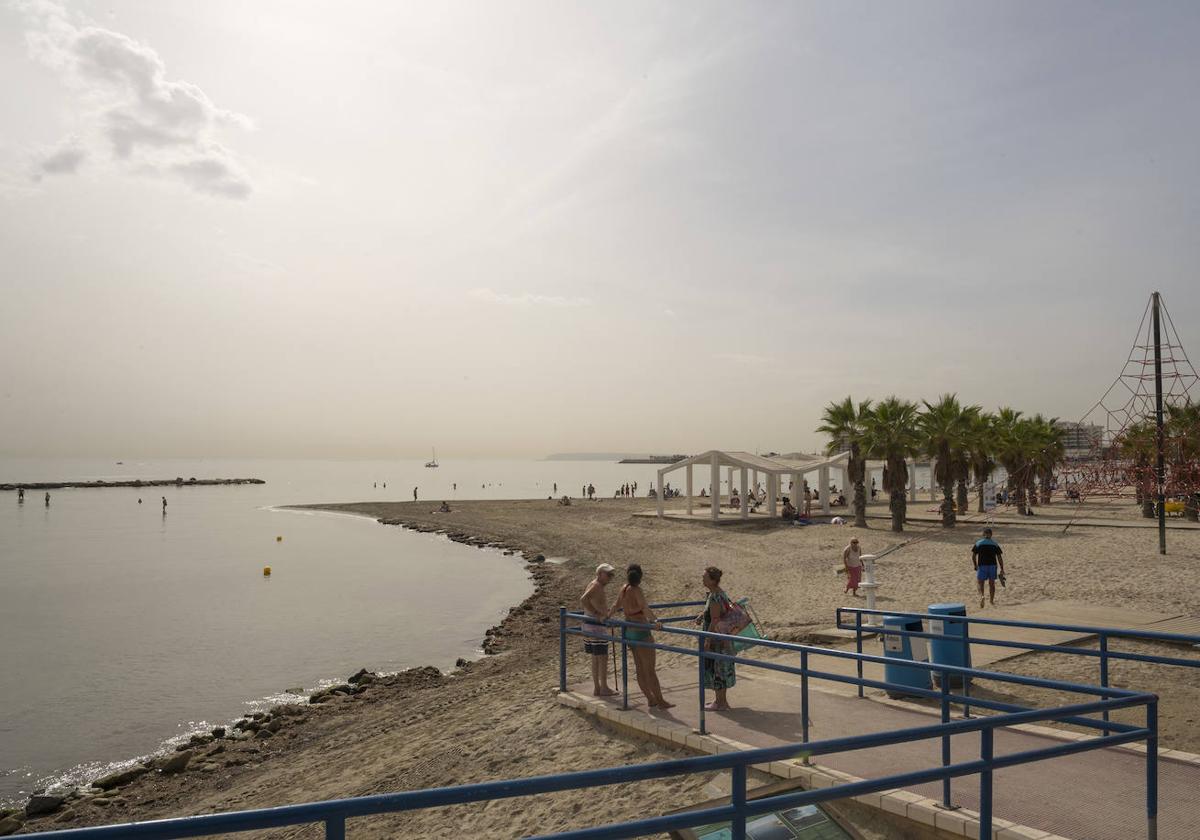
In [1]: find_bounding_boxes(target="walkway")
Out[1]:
[565,666,1200,840]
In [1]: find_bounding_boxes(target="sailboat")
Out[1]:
[425,448,439,468]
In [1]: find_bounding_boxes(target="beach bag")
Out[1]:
[732,598,765,651]
[712,595,751,636]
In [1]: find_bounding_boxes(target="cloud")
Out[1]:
[469,287,592,308]
[18,1,252,199]
[33,135,86,178]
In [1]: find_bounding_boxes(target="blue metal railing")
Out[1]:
[26,693,1157,840]
[22,601,1165,840]
[835,605,1200,733]
[560,604,1163,836]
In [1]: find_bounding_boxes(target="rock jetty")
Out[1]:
[0,477,265,491]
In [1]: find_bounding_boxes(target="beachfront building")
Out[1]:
[655,450,937,522]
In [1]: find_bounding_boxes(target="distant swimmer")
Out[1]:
[453,482,457,491]
[45,492,50,507]
[383,482,387,488]
[413,486,418,502]
[438,501,451,513]
[374,482,377,488]
[17,488,24,503]
[162,496,167,513]
[138,498,142,504]
[553,482,557,494]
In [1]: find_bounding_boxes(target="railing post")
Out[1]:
[558,606,567,693]
[961,618,972,718]
[941,669,952,809]
[801,649,810,750]
[621,624,629,711]
[698,633,707,735]
[1147,699,1158,840]
[325,815,346,840]
[855,611,864,698]
[979,728,993,840]
[731,763,747,840]
[1100,634,1110,736]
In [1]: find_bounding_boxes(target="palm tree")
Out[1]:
[1166,401,1200,521]
[918,394,977,528]
[862,397,921,532]
[1028,415,1065,505]
[968,411,998,513]
[816,397,873,528]
[1119,422,1157,518]
[994,408,1037,515]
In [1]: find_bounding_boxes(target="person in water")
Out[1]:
[45,492,50,507]
[437,501,451,513]
[610,564,673,708]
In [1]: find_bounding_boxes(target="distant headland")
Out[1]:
[0,477,266,491]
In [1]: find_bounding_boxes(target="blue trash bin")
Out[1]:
[881,616,931,698]
[927,603,971,688]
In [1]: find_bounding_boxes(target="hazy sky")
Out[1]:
[2,1,1198,459]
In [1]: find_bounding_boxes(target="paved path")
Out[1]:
[570,666,1200,840]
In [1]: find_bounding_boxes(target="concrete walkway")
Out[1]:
[567,666,1200,840]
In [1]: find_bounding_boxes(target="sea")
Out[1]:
[0,456,669,806]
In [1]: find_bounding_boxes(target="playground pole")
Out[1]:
[1153,291,1166,555]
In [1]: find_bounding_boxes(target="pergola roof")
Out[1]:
[659,449,850,476]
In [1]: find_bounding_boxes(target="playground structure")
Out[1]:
[1063,292,1200,544]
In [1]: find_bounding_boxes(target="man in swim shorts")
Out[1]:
[580,563,617,696]
[971,528,1005,608]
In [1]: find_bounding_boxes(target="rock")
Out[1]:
[0,816,22,836]
[25,794,65,817]
[347,668,370,684]
[251,712,265,721]
[354,673,376,686]
[91,797,110,808]
[254,728,274,739]
[533,554,546,563]
[160,751,192,774]
[205,743,226,757]
[455,658,470,669]
[188,733,215,747]
[211,726,226,738]
[93,766,149,790]
[265,718,282,733]
[54,808,76,823]
[223,756,248,767]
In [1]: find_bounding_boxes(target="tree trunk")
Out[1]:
[1040,468,1053,505]
[1185,493,1199,523]
[1142,496,1156,519]
[956,479,969,516]
[853,480,867,528]
[1014,482,1027,516]
[941,481,956,528]
[889,491,904,532]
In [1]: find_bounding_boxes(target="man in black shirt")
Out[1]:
[971,528,1005,608]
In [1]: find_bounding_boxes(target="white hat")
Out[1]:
[596,563,616,575]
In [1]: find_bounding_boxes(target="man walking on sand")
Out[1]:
[580,563,618,697]
[972,528,1005,608]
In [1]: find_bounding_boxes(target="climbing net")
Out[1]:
[1063,293,1200,503]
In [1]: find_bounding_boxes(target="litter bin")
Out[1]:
[881,615,930,698]
[927,603,971,689]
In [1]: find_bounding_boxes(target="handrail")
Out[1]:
[25,691,1158,840]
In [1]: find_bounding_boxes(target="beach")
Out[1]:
[10,496,1200,838]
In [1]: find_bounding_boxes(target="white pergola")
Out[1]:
[655,450,941,522]
[655,450,852,521]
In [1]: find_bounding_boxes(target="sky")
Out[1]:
[1,1,1198,459]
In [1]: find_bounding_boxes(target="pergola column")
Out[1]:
[751,469,758,495]
[840,466,849,501]
[686,464,694,516]
[727,467,733,501]
[740,468,749,519]
[656,468,665,518]
[767,474,777,517]
[793,472,801,505]
[820,465,831,514]
[711,454,720,522]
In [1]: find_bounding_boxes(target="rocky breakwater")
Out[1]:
[0,666,451,836]
[1,477,265,491]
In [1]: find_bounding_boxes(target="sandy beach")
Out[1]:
[9,496,1199,838]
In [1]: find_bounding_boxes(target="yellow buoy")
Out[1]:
[263,566,271,576]
[276,536,283,542]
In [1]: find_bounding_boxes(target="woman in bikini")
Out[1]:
[611,564,674,709]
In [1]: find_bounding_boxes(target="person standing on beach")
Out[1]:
[45,492,50,507]
[413,487,418,502]
[972,528,1005,608]
[843,538,863,596]
[580,564,617,697]
[696,566,735,711]
[610,564,673,709]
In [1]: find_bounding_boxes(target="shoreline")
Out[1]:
[1,507,540,823]
[8,497,1197,839]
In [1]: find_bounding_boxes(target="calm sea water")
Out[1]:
[0,457,670,805]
